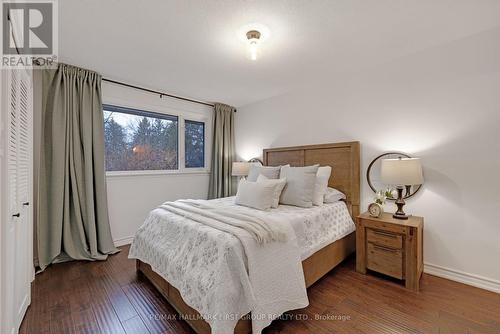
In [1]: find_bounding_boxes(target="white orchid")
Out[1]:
[375,188,394,205]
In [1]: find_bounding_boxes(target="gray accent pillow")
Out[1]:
[235,179,275,211]
[279,165,320,208]
[313,166,332,206]
[256,174,287,208]
[247,165,281,182]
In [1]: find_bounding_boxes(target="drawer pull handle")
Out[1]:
[373,244,398,253]
[373,230,397,238]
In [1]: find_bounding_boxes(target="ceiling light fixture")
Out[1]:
[246,30,261,61]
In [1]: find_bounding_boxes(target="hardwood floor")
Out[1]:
[20,245,500,334]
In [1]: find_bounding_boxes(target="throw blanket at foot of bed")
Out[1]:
[128,199,309,334]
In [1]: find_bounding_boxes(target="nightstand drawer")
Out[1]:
[367,228,403,249]
[366,242,403,279]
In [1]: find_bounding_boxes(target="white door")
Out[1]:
[1,67,34,334]
[15,68,34,330]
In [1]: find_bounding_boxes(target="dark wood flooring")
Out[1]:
[20,245,500,334]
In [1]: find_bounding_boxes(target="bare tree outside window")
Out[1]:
[103,105,179,171]
[185,120,205,168]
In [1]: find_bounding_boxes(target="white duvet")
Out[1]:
[128,197,355,334]
[129,198,309,334]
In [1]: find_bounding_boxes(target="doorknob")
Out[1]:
[12,213,20,217]
[22,202,29,206]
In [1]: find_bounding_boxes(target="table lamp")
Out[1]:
[381,157,424,219]
[232,162,252,180]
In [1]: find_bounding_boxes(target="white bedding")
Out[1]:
[128,197,354,334]
[211,197,355,260]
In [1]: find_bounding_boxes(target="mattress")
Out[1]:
[209,197,356,260]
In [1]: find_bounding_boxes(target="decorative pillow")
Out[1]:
[256,174,287,208]
[235,179,276,210]
[313,166,332,206]
[247,165,282,182]
[324,187,346,203]
[279,165,319,208]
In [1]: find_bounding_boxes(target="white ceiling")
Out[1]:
[59,0,500,107]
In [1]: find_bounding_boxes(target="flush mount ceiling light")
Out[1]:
[246,30,261,61]
[237,23,269,61]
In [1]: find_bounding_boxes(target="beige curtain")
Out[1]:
[38,63,118,270]
[208,103,236,199]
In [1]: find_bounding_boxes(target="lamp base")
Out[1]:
[393,186,409,220]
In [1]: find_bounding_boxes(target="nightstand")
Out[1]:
[355,212,424,291]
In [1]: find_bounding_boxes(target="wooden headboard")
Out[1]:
[263,142,360,218]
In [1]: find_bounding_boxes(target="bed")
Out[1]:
[131,141,360,334]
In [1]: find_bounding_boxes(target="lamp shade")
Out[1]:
[380,158,424,186]
[232,162,252,176]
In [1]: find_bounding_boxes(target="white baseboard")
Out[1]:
[114,236,134,247]
[424,262,500,294]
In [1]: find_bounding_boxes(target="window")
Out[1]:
[103,105,179,171]
[185,120,205,168]
[103,104,209,174]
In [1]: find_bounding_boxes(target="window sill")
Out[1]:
[106,169,210,178]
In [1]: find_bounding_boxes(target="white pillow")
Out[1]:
[235,179,275,210]
[256,174,287,208]
[247,165,281,182]
[279,165,319,208]
[313,166,332,206]
[324,187,346,203]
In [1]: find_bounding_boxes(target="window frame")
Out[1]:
[103,103,210,177]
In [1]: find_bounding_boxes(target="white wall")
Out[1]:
[102,82,212,246]
[235,27,500,292]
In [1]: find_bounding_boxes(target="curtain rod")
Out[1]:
[102,78,218,109]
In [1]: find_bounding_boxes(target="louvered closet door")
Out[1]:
[4,68,20,334]
[15,68,33,329]
[3,68,33,334]
[8,70,19,222]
